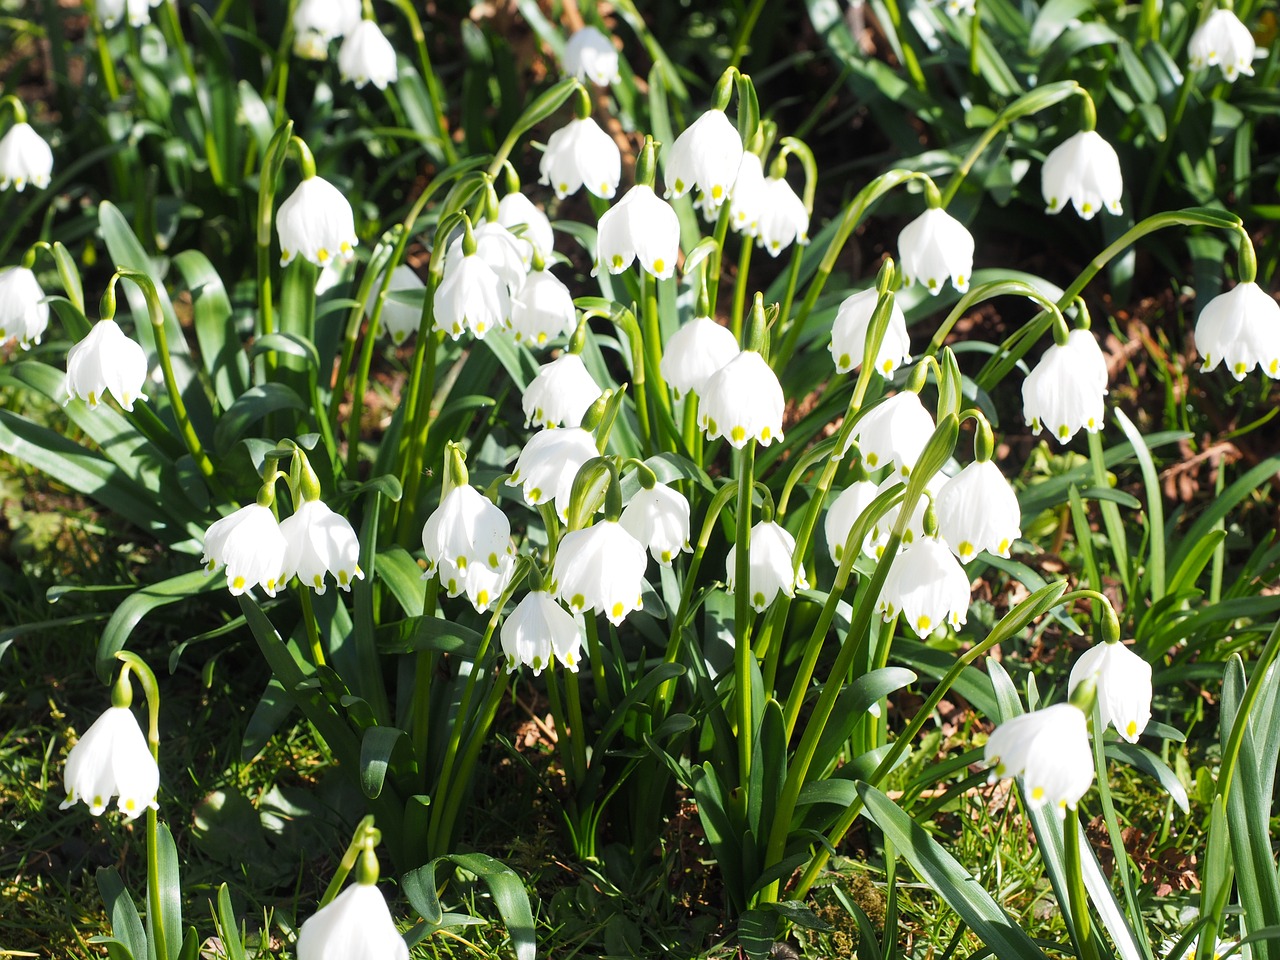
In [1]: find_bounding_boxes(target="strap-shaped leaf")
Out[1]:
[401,852,536,960]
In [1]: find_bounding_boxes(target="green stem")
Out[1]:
[639,270,671,453]
[706,203,734,314]
[390,0,459,165]
[734,442,756,782]
[394,327,441,545]
[299,587,326,668]
[431,669,511,855]
[583,614,611,712]
[730,240,753,343]
[562,668,590,785]
[880,0,927,91]
[409,579,439,769]
[728,0,768,68]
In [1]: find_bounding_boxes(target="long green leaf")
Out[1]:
[96,570,221,682]
[401,853,536,960]
[96,867,147,960]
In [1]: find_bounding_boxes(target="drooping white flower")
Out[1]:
[1194,280,1280,380]
[984,702,1095,816]
[1022,329,1109,442]
[825,479,879,564]
[277,176,358,268]
[728,152,768,236]
[1189,9,1257,82]
[60,706,159,819]
[726,520,808,612]
[292,0,361,60]
[280,500,364,594]
[64,319,149,411]
[660,316,740,399]
[295,882,409,960]
[1068,641,1152,743]
[596,184,680,279]
[94,0,161,28]
[421,485,514,598]
[862,473,945,560]
[507,426,599,521]
[539,117,621,200]
[447,222,526,297]
[619,483,691,565]
[935,460,1022,562]
[829,287,912,378]
[509,269,577,347]
[552,520,648,625]
[202,503,290,597]
[338,20,398,90]
[944,0,977,14]
[756,176,810,256]
[372,264,425,345]
[0,266,49,348]
[500,591,584,674]
[664,109,742,212]
[1042,131,1124,220]
[842,391,934,477]
[497,192,555,264]
[563,26,620,86]
[522,353,602,429]
[698,350,785,448]
[0,122,53,192]
[878,537,971,634]
[432,252,510,340]
[464,553,515,613]
[898,207,974,295]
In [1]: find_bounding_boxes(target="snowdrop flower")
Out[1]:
[507,426,599,521]
[447,222,526,297]
[863,474,945,560]
[464,553,515,613]
[878,537,971,634]
[64,319,149,411]
[539,117,621,200]
[698,350,785,448]
[898,207,974,295]
[843,391,934,477]
[202,503,290,597]
[935,460,1021,562]
[292,0,361,60]
[433,252,510,340]
[563,26,620,86]
[829,287,911,377]
[1042,131,1124,219]
[756,176,810,256]
[281,500,363,594]
[825,479,878,564]
[1189,9,1257,82]
[338,20,398,90]
[1022,328,1108,442]
[501,591,584,674]
[522,353,602,429]
[61,706,158,819]
[552,521,648,625]
[497,192,555,264]
[619,483,692,565]
[509,269,577,346]
[1068,641,1152,742]
[295,881,409,960]
[726,520,807,612]
[0,122,53,192]
[1194,281,1280,380]
[660,316,740,399]
[944,0,977,14]
[372,264,425,345]
[596,184,680,279]
[0,266,49,348]
[94,0,161,28]
[664,109,742,211]
[729,153,767,236]
[984,702,1095,816]
[421,484,514,598]
[277,176,358,268]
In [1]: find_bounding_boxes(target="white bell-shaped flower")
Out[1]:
[338,20,398,90]
[862,474,945,560]
[984,702,1095,816]
[522,353,602,429]
[878,537,971,634]
[497,192,555,264]
[64,319,149,411]
[292,0,361,59]
[281,500,364,594]
[945,0,977,14]
[824,479,878,564]
[935,460,1022,562]
[829,287,911,378]
[563,26,620,86]
[726,520,807,612]
[277,176,358,268]
[1189,9,1257,82]
[660,316,740,399]
[756,176,810,256]
[507,426,599,521]
[698,350,785,448]
[1042,131,1124,219]
[500,590,584,674]
[596,184,680,279]
[0,122,53,192]
[843,391,934,477]
[728,152,767,236]
[552,520,647,625]
[61,706,159,819]
[295,882,409,960]
[447,222,526,297]
[202,503,290,597]
[898,207,974,295]
[1194,280,1280,380]
[619,483,691,565]
[1068,640,1152,743]
[0,266,49,348]
[464,553,515,613]
[96,0,162,28]
[1022,329,1108,442]
[372,264,424,345]
[421,485,514,598]
[664,109,742,211]
[509,268,577,347]
[433,252,510,340]
[539,117,621,200]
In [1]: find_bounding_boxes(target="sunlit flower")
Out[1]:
[1042,131,1124,219]
[421,485,514,598]
[338,20,398,90]
[202,503,290,597]
[877,536,971,634]
[281,500,363,594]
[728,152,767,236]
[862,474,945,560]
[660,315,740,399]
[0,122,53,192]
[619,483,691,565]
[898,207,974,295]
[507,426,598,521]
[522,353,602,429]
[824,479,878,564]
[944,0,977,14]
[539,117,621,200]
[447,222,526,298]
[596,184,680,279]
[563,26,620,86]
[935,460,1021,562]
[1068,641,1152,743]
[726,520,807,612]
[984,702,1095,816]
[552,520,647,625]
[1189,9,1257,82]
[372,264,424,345]
[292,0,361,60]
[95,0,161,28]
[1022,328,1108,442]
[433,252,510,340]
[60,706,158,819]
[843,391,934,477]
[64,319,149,411]
[501,590,584,674]
[829,287,911,377]
[664,109,742,211]
[1194,280,1280,380]
[0,266,49,348]
[497,192,555,264]
[756,176,810,256]
[295,882,409,960]
[698,350,785,448]
[509,268,577,347]
[277,176,358,268]
[464,553,515,613]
